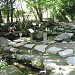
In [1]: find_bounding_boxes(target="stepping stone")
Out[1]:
[42,40,56,44]
[58,49,73,57]
[9,47,19,53]
[8,41,16,46]
[55,43,75,49]
[24,44,35,49]
[61,41,67,43]
[54,33,73,41]
[34,44,47,52]
[47,46,63,54]
[0,37,11,46]
[2,46,19,53]
[13,37,26,42]
[14,54,34,61]
[43,61,58,70]
[47,40,56,44]
[56,28,64,32]
[20,54,34,60]
[66,56,75,65]
[31,56,43,69]
[13,42,25,47]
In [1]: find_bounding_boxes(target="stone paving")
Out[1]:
[0,37,75,75]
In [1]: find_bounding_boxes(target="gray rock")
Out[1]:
[31,56,44,69]
[34,44,47,52]
[47,46,63,54]
[24,44,35,49]
[2,46,19,53]
[56,28,64,32]
[47,40,56,44]
[0,65,22,75]
[13,37,26,42]
[43,59,57,69]
[61,41,67,43]
[42,40,56,44]
[58,49,73,57]
[12,42,25,47]
[55,43,75,49]
[66,56,75,65]
[8,41,16,46]
[0,37,11,46]
[54,33,73,41]
[14,54,34,61]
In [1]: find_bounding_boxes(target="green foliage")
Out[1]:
[25,0,75,22]
[0,0,75,24]
[0,60,8,70]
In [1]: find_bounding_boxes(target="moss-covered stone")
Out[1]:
[0,65,22,75]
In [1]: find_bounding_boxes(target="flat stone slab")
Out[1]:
[8,41,16,46]
[24,44,35,49]
[41,40,56,44]
[61,41,67,43]
[58,49,73,58]
[47,46,63,54]
[0,37,11,46]
[14,54,34,60]
[43,61,58,70]
[66,56,75,65]
[54,33,73,41]
[12,42,25,47]
[13,37,26,42]
[55,43,75,49]
[9,47,19,53]
[2,46,19,53]
[47,40,56,44]
[34,44,47,52]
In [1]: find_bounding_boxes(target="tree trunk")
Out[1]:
[10,0,15,25]
[10,0,13,25]
[7,0,10,23]
[0,10,3,23]
[34,6,43,22]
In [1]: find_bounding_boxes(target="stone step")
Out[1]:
[47,46,63,54]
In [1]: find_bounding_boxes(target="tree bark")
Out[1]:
[0,10,3,23]
[7,0,10,23]
[34,6,43,22]
[10,0,15,25]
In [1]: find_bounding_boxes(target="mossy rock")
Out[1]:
[0,65,22,75]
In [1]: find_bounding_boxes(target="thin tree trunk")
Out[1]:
[34,6,43,22]
[10,0,13,25]
[10,0,15,25]
[0,10,3,23]
[7,0,10,23]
